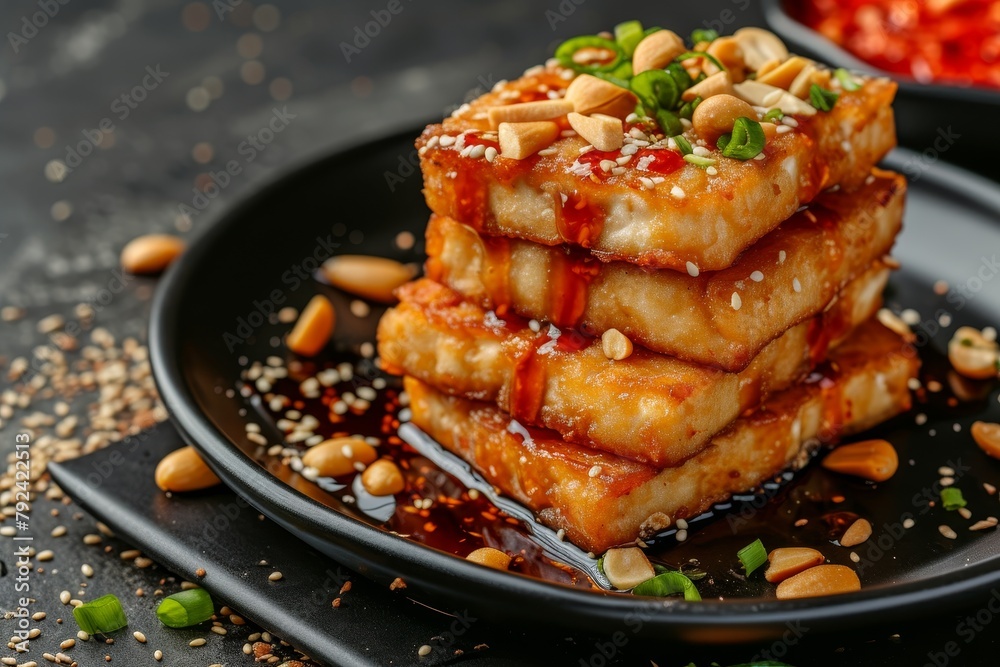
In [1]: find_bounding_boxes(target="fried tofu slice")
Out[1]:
[418,66,896,271]
[378,266,887,467]
[426,169,905,371]
[405,319,918,553]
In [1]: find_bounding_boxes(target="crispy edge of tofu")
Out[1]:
[405,318,919,553]
[378,265,888,467]
[426,169,906,371]
[419,72,897,271]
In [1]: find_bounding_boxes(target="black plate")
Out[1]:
[150,128,1000,644]
[762,0,1000,166]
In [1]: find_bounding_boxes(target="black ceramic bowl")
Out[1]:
[762,0,1000,177]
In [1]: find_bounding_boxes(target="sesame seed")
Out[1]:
[77,630,89,641]
[134,631,147,643]
[556,528,566,541]
[418,645,433,657]
[776,125,793,134]
[638,176,655,190]
[939,466,956,476]
[468,144,486,160]
[154,650,163,661]
[850,552,860,563]
[958,507,973,520]
[599,159,616,172]
[60,639,75,650]
[81,563,94,577]
[970,517,998,531]
[938,525,957,540]
[750,271,764,282]
[588,465,602,478]
[778,250,786,263]
[903,518,915,529]
[60,591,71,604]
[38,550,54,561]
[484,146,498,162]
[915,413,928,425]
[189,638,207,647]
[686,261,699,277]
[731,292,742,311]
[792,277,802,293]
[268,571,283,582]
[670,185,685,199]
[51,525,67,537]
[676,529,688,542]
[675,519,688,530]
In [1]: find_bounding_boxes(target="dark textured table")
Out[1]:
[2,1,999,665]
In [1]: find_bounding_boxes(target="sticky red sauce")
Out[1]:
[788,0,1000,89]
[556,190,605,248]
[634,148,685,175]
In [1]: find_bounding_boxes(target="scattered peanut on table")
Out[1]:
[155,446,222,493]
[120,234,186,274]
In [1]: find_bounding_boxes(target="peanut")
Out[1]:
[691,94,757,143]
[764,547,825,583]
[601,328,633,361]
[361,459,405,496]
[565,74,638,120]
[632,30,686,74]
[840,518,872,548]
[732,80,786,106]
[706,37,746,81]
[758,56,812,91]
[602,547,655,590]
[681,71,733,102]
[465,547,511,571]
[821,439,899,482]
[775,564,861,600]
[948,326,999,380]
[121,234,186,274]
[498,121,560,160]
[487,100,574,129]
[155,446,222,492]
[733,27,789,71]
[788,62,819,99]
[286,295,335,357]
[301,437,378,478]
[566,112,623,152]
[321,255,416,304]
[972,421,1000,459]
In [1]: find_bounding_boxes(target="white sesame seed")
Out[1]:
[778,250,786,263]
[468,144,486,160]
[792,277,802,293]
[268,571,283,582]
[621,143,638,155]
[670,185,685,199]
[776,125,793,134]
[134,631,147,643]
[676,529,688,542]
[939,466,956,476]
[686,261,699,277]
[438,135,455,147]
[940,476,955,487]
[599,159,616,172]
[958,507,973,520]
[588,465,602,478]
[484,146,498,162]
[939,525,957,540]
[850,552,860,563]
[676,518,688,530]
[781,117,799,128]
[731,292,742,311]
[750,270,764,282]
[915,413,928,425]
[612,167,626,175]
[418,645,433,657]
[81,563,94,577]
[556,528,566,541]
[638,176,655,190]
[189,638,207,647]
[903,518,915,529]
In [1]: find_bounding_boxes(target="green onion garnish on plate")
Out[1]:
[737,538,768,576]
[809,84,840,111]
[73,594,128,635]
[155,588,215,628]
[632,570,702,601]
[835,68,861,91]
[941,487,967,511]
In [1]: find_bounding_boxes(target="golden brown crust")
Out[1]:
[418,67,897,271]
[405,318,919,552]
[378,265,888,467]
[426,169,905,371]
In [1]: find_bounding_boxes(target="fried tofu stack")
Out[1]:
[378,25,917,553]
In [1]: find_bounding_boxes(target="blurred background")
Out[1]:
[1,1,998,665]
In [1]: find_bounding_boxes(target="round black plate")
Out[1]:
[762,0,1000,166]
[150,128,1000,643]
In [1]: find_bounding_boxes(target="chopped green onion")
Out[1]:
[684,154,716,168]
[678,96,701,120]
[941,487,967,511]
[590,71,632,89]
[809,84,840,111]
[673,135,693,155]
[614,20,645,58]
[73,595,128,635]
[665,62,693,91]
[155,589,214,628]
[717,117,767,160]
[632,570,701,601]
[835,68,861,91]
[763,108,784,122]
[674,50,726,74]
[960,338,974,347]
[690,28,719,44]
[656,108,684,136]
[630,70,681,113]
[554,35,624,74]
[737,538,768,576]
[644,26,663,37]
